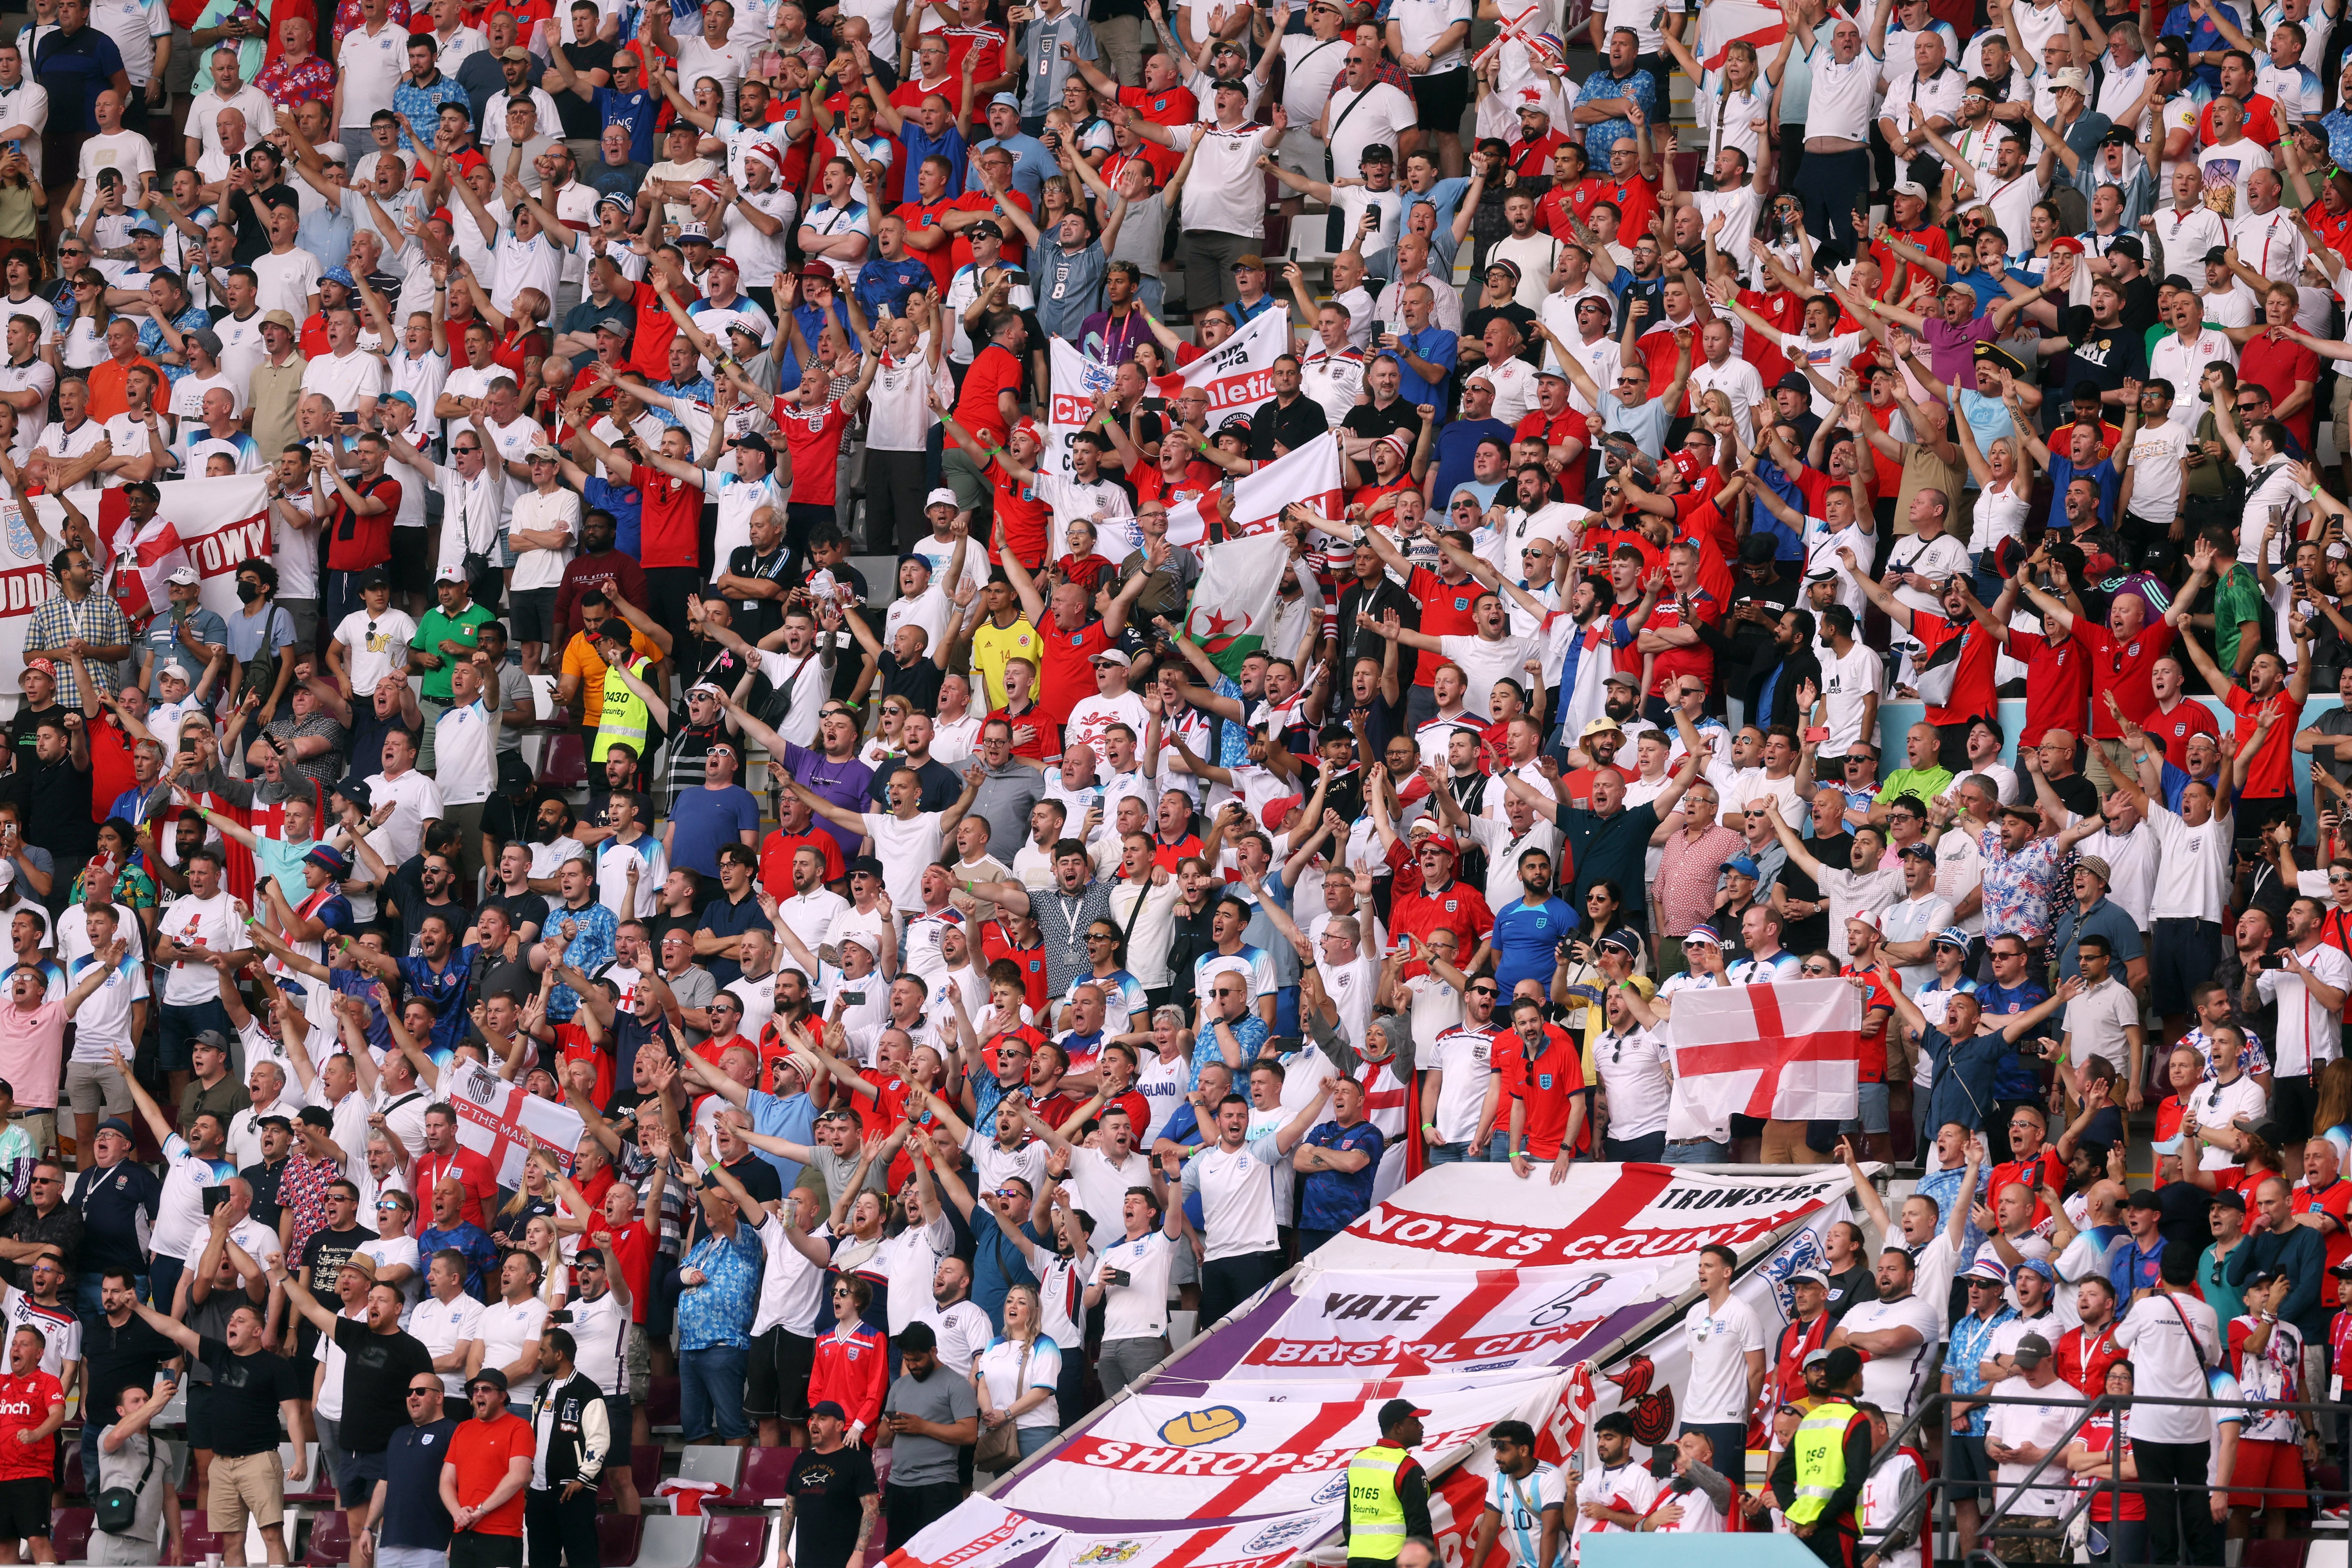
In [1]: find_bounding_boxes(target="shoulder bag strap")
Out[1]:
[2162,1290,2212,1370]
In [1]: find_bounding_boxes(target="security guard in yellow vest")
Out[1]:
[1769,1347,1875,1568]
[591,625,655,764]
[1343,1399,1434,1568]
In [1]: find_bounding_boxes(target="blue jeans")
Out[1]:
[161,998,232,1072]
[1662,1139,1730,1165]
[1016,1425,1054,1459]
[680,1343,749,1442]
[1426,1141,1472,1164]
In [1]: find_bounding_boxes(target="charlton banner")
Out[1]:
[999,1374,1571,1522]
[443,1057,584,1185]
[1044,307,1291,491]
[1226,1264,1669,1381]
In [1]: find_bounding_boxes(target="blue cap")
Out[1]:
[127,214,163,236]
[1932,926,1972,950]
[321,266,356,288]
[386,390,417,410]
[2015,1257,2058,1283]
[1726,855,1760,878]
[988,91,1020,107]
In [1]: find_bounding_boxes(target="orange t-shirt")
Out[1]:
[446,1411,535,1536]
[85,356,165,423]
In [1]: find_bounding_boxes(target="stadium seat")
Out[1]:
[2243,1543,2307,1568]
[598,1441,664,1505]
[305,1508,353,1568]
[701,1512,769,1568]
[635,1514,707,1568]
[679,1445,746,1491]
[282,1440,335,1503]
[62,1441,83,1499]
[720,1444,802,1504]
[541,730,588,788]
[646,1375,682,1431]
[50,1507,93,1561]
[599,1512,646,1567]
[181,1509,225,1563]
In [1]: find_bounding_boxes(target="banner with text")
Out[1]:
[29,472,274,639]
[443,1057,584,1186]
[1165,434,1346,550]
[999,1373,1570,1523]
[1044,307,1289,490]
[1301,1162,1855,1276]
[1228,1263,1669,1381]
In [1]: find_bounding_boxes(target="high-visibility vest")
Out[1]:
[1345,1444,1410,1560]
[593,657,652,762]
[1786,1400,1862,1528]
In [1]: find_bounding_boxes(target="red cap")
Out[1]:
[1260,795,1302,832]
[2049,236,2086,254]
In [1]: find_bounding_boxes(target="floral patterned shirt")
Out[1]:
[256,53,337,111]
[1976,825,2067,944]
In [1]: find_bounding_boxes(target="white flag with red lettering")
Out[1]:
[1664,978,1861,1144]
[441,1058,584,1185]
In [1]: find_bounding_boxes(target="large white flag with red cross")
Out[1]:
[442,1058,584,1185]
[1664,978,1861,1143]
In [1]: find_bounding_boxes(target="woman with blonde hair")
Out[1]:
[521,1214,570,1307]
[51,265,111,372]
[973,1282,1061,1468]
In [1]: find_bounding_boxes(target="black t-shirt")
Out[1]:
[554,41,617,138]
[82,1312,178,1432]
[483,889,553,941]
[728,543,796,644]
[1782,830,1850,955]
[726,1152,784,1207]
[876,650,946,712]
[4,700,56,762]
[301,1225,378,1297]
[785,1443,878,1568]
[197,1335,303,1456]
[1344,399,1420,447]
[333,1318,438,1455]
[2047,771,2100,817]
[2055,304,2147,403]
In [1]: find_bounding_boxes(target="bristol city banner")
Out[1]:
[1043,307,1291,490]
[443,1056,585,1185]
[1303,1161,1856,1275]
[999,1372,1571,1523]
[1226,1263,1670,1381]
[1664,979,1862,1146]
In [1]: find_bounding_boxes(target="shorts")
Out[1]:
[450,1531,526,1568]
[390,525,434,594]
[0,1477,49,1539]
[1945,1432,1994,1503]
[1276,124,1327,181]
[2227,1435,2307,1510]
[1170,1233,1200,1288]
[626,1322,651,1401]
[1839,1081,1891,1136]
[508,587,559,648]
[1408,68,1468,136]
[339,1448,387,1508]
[166,27,198,95]
[211,1448,286,1532]
[744,1324,816,1422]
[603,1393,633,1453]
[185,1381,214,1451]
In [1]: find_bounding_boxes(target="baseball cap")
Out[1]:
[157,662,191,684]
[1376,1399,1428,1431]
[2012,1332,2053,1368]
[1898,842,1935,861]
[1788,1268,1830,1288]
[1601,671,1639,691]
[1598,928,1642,956]
[1727,855,1760,878]
[1890,180,1927,199]
[989,91,1020,107]
[926,488,958,510]
[1091,648,1133,668]
[166,565,201,586]
[435,563,466,583]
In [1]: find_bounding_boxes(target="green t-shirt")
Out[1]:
[2212,564,2267,675]
[1879,766,1955,806]
[410,603,497,703]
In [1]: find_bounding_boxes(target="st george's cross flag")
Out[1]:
[1664,978,1861,1143]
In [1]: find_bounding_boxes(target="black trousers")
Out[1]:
[2135,1438,2223,1565]
[886,1479,965,1551]
[524,1485,598,1568]
[1198,1248,1286,1328]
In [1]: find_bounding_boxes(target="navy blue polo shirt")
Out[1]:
[34,24,124,134]
[1299,1120,1385,1232]
[696,889,766,989]
[382,1417,462,1552]
[72,1158,160,1274]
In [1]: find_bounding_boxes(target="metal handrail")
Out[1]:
[1853,1385,2341,1564]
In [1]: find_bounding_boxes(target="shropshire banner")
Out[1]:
[1000,1372,1572,1522]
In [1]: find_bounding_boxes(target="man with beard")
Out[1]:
[553,512,649,652]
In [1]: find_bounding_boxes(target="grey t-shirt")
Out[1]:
[799,1143,891,1208]
[666,963,720,1049]
[1106,191,1168,287]
[91,1426,171,1565]
[882,1366,979,1486]
[1035,237,1109,345]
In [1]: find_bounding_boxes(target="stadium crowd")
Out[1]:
[2,0,2352,1560]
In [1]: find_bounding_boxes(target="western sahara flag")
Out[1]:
[1183,529,1295,677]
[1664,977,1862,1143]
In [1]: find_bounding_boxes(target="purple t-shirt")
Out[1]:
[1922,314,2003,384]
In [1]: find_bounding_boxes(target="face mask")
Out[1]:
[236,581,261,604]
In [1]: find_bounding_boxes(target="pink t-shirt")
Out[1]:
[0,1001,63,1110]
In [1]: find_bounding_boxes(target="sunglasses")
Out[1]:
[1468,985,1499,997]
[407,1388,440,1397]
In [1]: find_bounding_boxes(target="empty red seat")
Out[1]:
[541,731,588,787]
[702,1514,768,1568]
[723,1445,802,1504]
[644,1376,682,1430]
[306,1508,354,1567]
[62,1444,83,1500]
[181,1509,225,1563]
[598,1512,646,1568]
[50,1508,92,1561]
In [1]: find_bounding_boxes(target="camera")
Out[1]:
[2259,952,2289,970]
